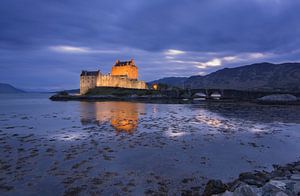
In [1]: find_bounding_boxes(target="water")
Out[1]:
[0,93,300,195]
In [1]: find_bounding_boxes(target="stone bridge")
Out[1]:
[190,89,300,100]
[191,89,223,99]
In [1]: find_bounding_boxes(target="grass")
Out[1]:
[85,87,160,96]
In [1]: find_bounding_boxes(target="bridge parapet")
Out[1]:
[190,88,300,100]
[192,89,224,99]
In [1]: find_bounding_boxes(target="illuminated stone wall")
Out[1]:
[96,75,147,89]
[80,74,147,95]
[111,65,138,80]
[80,75,97,94]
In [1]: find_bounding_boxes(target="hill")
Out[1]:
[148,77,187,88]
[184,62,300,91]
[0,83,25,94]
[150,63,300,92]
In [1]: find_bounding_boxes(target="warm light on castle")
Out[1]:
[111,59,138,80]
[80,59,147,94]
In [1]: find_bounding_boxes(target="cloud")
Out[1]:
[0,0,300,89]
[194,52,271,69]
[50,45,90,53]
[49,45,118,54]
[223,56,237,62]
[198,71,207,76]
[164,49,186,56]
[248,52,266,59]
[197,58,222,69]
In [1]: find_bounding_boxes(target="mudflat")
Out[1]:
[1,94,300,195]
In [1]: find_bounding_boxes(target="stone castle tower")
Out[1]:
[80,59,147,94]
[111,59,138,80]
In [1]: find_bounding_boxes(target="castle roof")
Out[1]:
[114,59,135,67]
[80,70,100,76]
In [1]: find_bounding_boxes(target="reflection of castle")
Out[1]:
[80,59,148,94]
[80,102,145,133]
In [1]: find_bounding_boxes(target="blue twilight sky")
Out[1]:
[1,0,300,91]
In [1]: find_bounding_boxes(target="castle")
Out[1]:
[80,59,148,94]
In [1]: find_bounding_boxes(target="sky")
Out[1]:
[1,0,300,91]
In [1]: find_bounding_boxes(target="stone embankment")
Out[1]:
[203,161,300,196]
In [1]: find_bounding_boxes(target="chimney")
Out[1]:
[130,58,135,65]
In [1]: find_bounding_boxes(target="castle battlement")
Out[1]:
[80,59,147,94]
[111,59,138,80]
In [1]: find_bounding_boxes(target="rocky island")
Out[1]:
[50,62,300,105]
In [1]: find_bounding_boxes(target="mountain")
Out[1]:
[184,62,300,91]
[148,77,188,88]
[149,62,300,92]
[0,83,25,93]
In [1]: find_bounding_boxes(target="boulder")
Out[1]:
[213,190,234,196]
[274,191,288,196]
[268,180,286,190]
[205,161,300,196]
[257,94,297,102]
[232,184,261,196]
[293,181,300,194]
[290,174,300,181]
[204,180,228,196]
[238,172,270,187]
[228,180,247,192]
[262,180,291,195]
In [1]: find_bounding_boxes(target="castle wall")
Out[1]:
[111,65,138,80]
[80,75,97,94]
[96,75,147,89]
[80,59,147,95]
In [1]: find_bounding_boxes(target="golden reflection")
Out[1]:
[195,112,228,129]
[80,102,145,133]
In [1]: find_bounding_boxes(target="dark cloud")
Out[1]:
[0,0,300,90]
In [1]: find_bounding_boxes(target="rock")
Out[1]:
[213,190,234,196]
[267,180,286,190]
[294,165,300,172]
[274,191,288,196]
[282,181,300,195]
[206,161,300,196]
[257,94,297,102]
[283,180,296,192]
[268,180,286,190]
[290,174,300,181]
[238,172,269,187]
[271,170,289,179]
[293,182,300,194]
[232,184,261,196]
[262,180,290,195]
[204,180,228,196]
[228,180,247,192]
[272,177,289,181]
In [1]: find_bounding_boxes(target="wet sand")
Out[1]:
[0,94,300,195]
